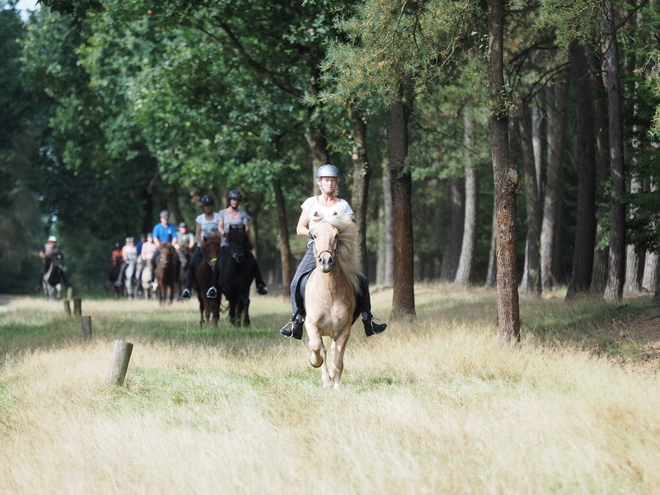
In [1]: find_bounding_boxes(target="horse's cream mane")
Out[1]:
[308,212,361,294]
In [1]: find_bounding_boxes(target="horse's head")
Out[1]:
[47,252,64,268]
[226,226,251,263]
[158,242,174,266]
[202,233,221,268]
[311,219,340,273]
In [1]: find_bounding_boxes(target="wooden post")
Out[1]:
[73,298,82,317]
[67,286,73,301]
[108,340,133,386]
[63,300,71,317]
[81,316,92,340]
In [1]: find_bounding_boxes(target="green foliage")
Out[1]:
[537,0,602,48]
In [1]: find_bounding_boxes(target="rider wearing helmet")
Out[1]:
[36,235,63,291]
[150,209,179,277]
[205,190,268,299]
[278,164,386,340]
[181,195,221,300]
[115,237,137,287]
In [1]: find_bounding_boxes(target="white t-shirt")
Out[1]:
[196,212,221,239]
[301,197,353,218]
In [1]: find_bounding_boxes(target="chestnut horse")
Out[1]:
[304,212,360,388]
[155,242,180,305]
[195,233,221,326]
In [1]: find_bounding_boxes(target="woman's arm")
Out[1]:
[195,222,202,242]
[295,209,310,237]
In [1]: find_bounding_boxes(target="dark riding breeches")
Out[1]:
[184,246,203,289]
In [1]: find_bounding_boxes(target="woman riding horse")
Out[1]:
[279,164,387,340]
[205,190,267,299]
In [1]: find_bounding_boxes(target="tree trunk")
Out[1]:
[541,74,568,291]
[623,178,642,295]
[602,0,626,303]
[349,104,372,276]
[588,46,611,295]
[518,98,542,295]
[440,178,464,281]
[273,179,292,297]
[455,112,478,287]
[642,253,658,292]
[388,89,415,319]
[565,41,596,301]
[487,0,520,345]
[377,162,394,286]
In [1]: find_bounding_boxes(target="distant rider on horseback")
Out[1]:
[181,195,220,301]
[205,190,268,300]
[150,210,179,278]
[36,235,67,291]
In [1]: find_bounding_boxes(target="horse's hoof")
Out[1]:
[257,284,268,295]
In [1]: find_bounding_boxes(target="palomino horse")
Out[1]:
[155,242,180,305]
[305,212,360,389]
[195,233,221,326]
[216,226,260,327]
[43,252,67,300]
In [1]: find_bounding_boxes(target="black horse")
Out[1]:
[43,252,67,300]
[216,227,265,327]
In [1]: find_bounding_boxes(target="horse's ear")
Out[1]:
[311,211,322,219]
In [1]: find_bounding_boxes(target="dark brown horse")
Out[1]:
[216,227,261,327]
[195,233,221,326]
[156,242,180,305]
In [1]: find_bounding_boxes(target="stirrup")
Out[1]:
[181,288,191,300]
[206,286,217,299]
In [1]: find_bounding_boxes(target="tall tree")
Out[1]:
[487,0,520,344]
[602,0,626,303]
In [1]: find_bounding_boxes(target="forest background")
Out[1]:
[1,0,659,320]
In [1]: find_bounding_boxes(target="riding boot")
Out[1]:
[280,314,304,340]
[362,311,387,337]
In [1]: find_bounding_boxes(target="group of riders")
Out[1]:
[38,165,387,338]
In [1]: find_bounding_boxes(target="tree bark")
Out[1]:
[455,112,478,287]
[602,0,626,303]
[541,74,568,291]
[273,179,292,297]
[623,178,642,295]
[487,0,520,344]
[518,98,542,295]
[566,41,597,301]
[349,104,372,276]
[388,89,415,319]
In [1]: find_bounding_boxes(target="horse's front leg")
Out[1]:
[330,327,351,389]
[307,324,332,387]
[240,294,250,327]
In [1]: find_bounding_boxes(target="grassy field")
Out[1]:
[1,285,659,494]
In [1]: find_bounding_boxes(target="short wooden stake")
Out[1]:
[73,298,82,317]
[63,300,71,317]
[81,316,92,340]
[108,339,133,386]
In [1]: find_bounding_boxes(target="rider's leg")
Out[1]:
[181,247,202,300]
[356,275,387,337]
[150,250,159,281]
[246,250,268,295]
[206,245,228,299]
[115,262,127,287]
[280,244,315,339]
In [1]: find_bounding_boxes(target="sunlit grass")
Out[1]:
[0,286,659,493]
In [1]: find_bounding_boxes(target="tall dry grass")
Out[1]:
[1,287,659,494]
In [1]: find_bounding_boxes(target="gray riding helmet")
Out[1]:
[316,164,340,179]
[227,190,243,200]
